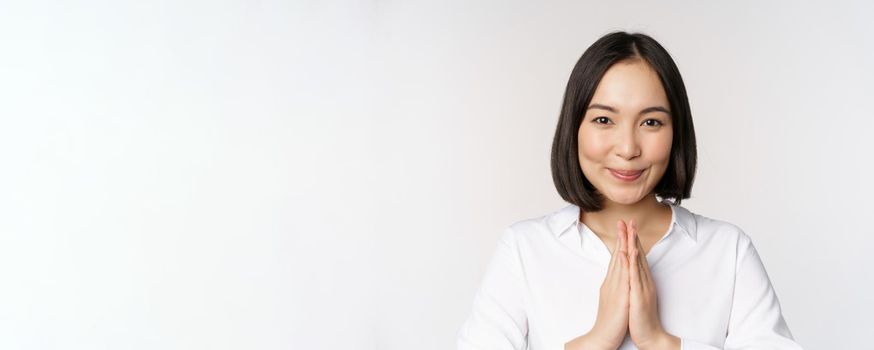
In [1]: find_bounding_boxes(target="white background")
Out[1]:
[1,0,872,349]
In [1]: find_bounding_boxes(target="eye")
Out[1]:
[642,119,664,127]
[593,116,612,124]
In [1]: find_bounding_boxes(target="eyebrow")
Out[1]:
[587,103,671,116]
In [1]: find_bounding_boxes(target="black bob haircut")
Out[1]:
[550,31,697,212]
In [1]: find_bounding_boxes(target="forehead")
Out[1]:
[589,59,668,109]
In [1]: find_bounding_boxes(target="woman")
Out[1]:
[456,31,802,350]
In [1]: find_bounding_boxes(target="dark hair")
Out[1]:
[550,31,697,212]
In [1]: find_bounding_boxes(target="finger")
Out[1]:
[629,220,645,289]
[632,220,644,252]
[616,220,628,277]
[619,249,629,286]
[607,233,621,284]
[603,222,619,288]
[615,233,627,271]
[637,238,653,287]
[618,221,629,285]
[618,220,628,257]
[632,221,645,270]
[629,233,641,296]
[608,226,619,270]
[631,220,654,288]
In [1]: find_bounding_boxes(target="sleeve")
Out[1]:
[680,233,803,350]
[456,227,529,350]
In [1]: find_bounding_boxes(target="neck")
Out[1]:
[579,194,670,241]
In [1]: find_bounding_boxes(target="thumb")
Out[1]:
[616,219,628,258]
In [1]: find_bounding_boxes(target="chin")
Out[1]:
[611,198,641,205]
[605,190,646,205]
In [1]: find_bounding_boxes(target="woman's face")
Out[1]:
[578,59,673,206]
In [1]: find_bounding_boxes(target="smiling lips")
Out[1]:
[608,168,644,181]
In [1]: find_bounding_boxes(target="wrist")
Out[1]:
[586,333,616,350]
[638,332,680,350]
[566,331,616,350]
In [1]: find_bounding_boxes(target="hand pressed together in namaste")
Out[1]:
[566,220,681,350]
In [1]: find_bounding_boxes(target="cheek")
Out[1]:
[645,131,673,164]
[577,128,611,162]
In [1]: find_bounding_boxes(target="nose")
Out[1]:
[614,128,641,160]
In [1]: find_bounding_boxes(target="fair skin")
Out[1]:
[564,58,681,350]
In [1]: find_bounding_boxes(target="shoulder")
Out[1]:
[683,207,754,249]
[498,204,575,245]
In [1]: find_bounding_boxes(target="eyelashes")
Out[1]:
[643,119,664,127]
[592,116,664,127]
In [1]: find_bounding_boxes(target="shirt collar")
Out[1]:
[547,202,698,243]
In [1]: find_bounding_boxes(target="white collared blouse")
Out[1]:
[457,202,802,350]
